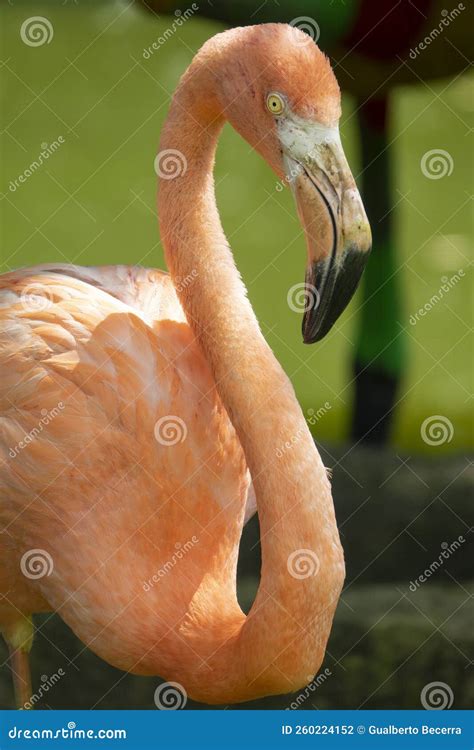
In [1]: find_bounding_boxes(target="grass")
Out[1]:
[1,0,472,451]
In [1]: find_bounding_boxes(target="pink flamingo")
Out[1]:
[0,24,370,707]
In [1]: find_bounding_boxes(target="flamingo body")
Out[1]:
[0,265,249,678]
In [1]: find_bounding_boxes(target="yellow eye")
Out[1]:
[266,93,285,116]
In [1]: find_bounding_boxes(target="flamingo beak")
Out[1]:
[283,129,371,343]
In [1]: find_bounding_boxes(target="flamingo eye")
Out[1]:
[266,92,285,116]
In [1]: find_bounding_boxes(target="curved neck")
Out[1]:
[158,76,344,703]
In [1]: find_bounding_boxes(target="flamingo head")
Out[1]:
[209,23,372,342]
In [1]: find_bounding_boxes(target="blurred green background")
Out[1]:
[1,0,472,451]
[0,0,473,713]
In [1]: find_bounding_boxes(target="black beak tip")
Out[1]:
[301,244,370,345]
[302,331,322,345]
[302,316,335,345]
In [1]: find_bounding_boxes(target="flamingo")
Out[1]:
[0,24,371,707]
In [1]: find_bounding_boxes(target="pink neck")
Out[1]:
[157,74,344,703]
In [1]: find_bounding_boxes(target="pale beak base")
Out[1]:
[283,129,372,343]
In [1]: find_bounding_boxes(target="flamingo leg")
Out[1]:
[2,616,34,709]
[8,643,33,709]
